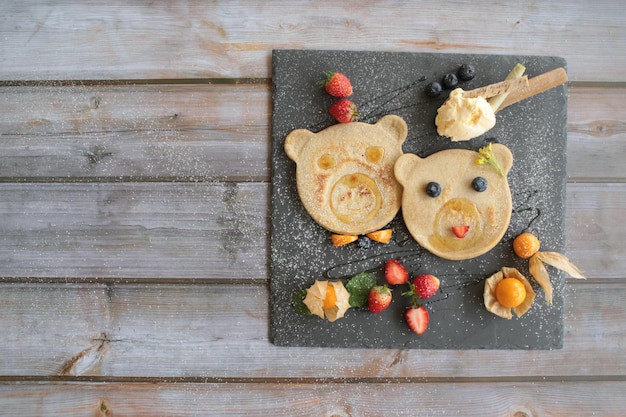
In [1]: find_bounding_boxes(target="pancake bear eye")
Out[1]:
[425,181,442,198]
[365,146,384,164]
[317,154,337,170]
[472,176,488,192]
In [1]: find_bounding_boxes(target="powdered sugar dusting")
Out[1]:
[270,50,568,349]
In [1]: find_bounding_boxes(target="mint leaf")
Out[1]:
[292,289,312,315]
[345,272,377,308]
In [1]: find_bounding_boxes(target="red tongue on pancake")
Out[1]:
[451,225,470,238]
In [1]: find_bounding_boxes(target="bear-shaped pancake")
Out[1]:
[285,115,407,236]
[394,144,514,260]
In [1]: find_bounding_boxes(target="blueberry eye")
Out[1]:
[425,181,441,197]
[472,176,488,192]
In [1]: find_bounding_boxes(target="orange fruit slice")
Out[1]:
[331,234,358,247]
[366,229,392,244]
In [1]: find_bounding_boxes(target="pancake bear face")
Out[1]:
[394,144,514,260]
[284,115,407,235]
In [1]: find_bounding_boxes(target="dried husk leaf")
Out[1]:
[303,280,326,319]
[536,251,586,279]
[484,270,512,319]
[529,254,553,305]
[502,267,536,317]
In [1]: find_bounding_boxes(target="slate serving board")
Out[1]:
[270,49,568,349]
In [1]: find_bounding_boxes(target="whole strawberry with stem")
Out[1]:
[322,71,353,98]
[329,99,359,123]
[403,274,440,301]
[368,285,392,314]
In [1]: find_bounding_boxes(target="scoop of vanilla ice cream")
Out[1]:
[435,88,496,141]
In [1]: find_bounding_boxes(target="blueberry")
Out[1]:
[472,176,488,192]
[425,181,442,197]
[357,236,372,249]
[424,82,442,98]
[441,73,458,89]
[457,64,476,81]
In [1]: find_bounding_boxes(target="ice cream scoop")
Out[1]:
[435,89,496,141]
[435,76,529,141]
[435,67,569,142]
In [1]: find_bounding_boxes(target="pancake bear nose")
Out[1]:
[329,173,382,224]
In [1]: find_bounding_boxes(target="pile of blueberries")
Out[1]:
[424,63,476,98]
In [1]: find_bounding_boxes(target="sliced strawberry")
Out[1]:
[451,225,470,238]
[368,285,392,314]
[412,274,440,299]
[384,259,409,285]
[366,229,392,244]
[405,305,429,335]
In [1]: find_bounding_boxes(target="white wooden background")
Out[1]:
[1,1,625,415]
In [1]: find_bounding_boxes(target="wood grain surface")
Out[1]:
[0,1,624,415]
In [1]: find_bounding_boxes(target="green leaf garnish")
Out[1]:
[292,289,312,315]
[345,272,377,308]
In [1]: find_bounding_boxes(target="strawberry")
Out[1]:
[322,71,353,98]
[384,259,409,285]
[366,229,392,244]
[368,285,392,314]
[451,225,470,238]
[405,305,429,335]
[329,99,358,123]
[412,274,440,299]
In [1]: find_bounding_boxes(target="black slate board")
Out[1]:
[270,50,568,349]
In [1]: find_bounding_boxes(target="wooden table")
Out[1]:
[1,2,624,415]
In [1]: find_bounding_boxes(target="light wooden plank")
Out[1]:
[0,380,624,417]
[0,182,622,280]
[567,87,626,181]
[0,282,624,378]
[1,1,625,82]
[565,183,626,278]
[57,281,626,379]
[0,283,110,376]
[1,84,624,181]
[0,182,268,280]
[0,84,270,181]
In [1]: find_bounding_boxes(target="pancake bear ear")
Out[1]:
[394,153,422,186]
[490,143,514,175]
[284,129,315,161]
[376,114,408,145]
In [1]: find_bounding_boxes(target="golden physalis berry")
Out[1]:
[513,232,541,259]
[303,280,351,322]
[495,277,527,308]
[322,283,337,310]
[484,267,535,320]
[511,231,586,306]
